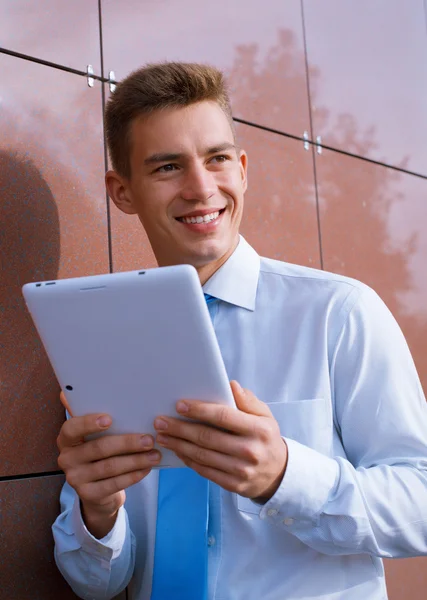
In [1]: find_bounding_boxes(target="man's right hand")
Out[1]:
[57,392,161,539]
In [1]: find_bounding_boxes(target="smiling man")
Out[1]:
[107,97,246,284]
[53,63,427,600]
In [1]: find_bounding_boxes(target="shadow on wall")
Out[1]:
[0,151,63,476]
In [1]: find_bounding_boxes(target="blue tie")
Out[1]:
[203,293,217,305]
[150,294,216,599]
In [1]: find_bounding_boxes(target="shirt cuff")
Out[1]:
[259,438,339,526]
[71,495,128,560]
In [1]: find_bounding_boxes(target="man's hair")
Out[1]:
[104,62,234,179]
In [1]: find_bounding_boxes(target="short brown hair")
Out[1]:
[104,62,234,178]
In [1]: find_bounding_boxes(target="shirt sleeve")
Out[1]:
[259,285,427,558]
[52,481,136,599]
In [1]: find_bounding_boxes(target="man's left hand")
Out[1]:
[154,381,288,501]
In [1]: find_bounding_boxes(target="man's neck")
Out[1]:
[196,239,239,285]
[153,238,239,285]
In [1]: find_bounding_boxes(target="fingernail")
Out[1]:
[156,434,168,445]
[177,401,189,413]
[154,418,168,430]
[148,451,161,463]
[96,415,111,428]
[140,435,153,448]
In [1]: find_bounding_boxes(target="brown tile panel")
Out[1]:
[101,0,310,137]
[236,123,320,268]
[0,475,126,599]
[0,475,78,599]
[316,148,427,394]
[0,55,109,476]
[0,0,101,74]
[304,0,427,175]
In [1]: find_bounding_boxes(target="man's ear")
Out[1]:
[105,170,137,215]
[239,149,248,193]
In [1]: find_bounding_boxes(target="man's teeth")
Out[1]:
[181,211,220,224]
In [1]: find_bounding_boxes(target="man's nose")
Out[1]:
[180,164,217,202]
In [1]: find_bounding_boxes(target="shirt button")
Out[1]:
[267,508,278,517]
[283,518,294,526]
[207,536,216,547]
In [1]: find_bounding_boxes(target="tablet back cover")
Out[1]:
[23,265,234,467]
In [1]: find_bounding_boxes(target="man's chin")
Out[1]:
[182,239,230,268]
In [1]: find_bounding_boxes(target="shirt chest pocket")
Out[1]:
[265,398,333,457]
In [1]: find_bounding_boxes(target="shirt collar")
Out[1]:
[202,236,260,311]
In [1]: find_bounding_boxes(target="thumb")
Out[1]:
[230,380,271,417]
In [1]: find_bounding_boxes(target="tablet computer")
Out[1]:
[22,265,234,468]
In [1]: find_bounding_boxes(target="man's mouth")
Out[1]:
[176,208,225,224]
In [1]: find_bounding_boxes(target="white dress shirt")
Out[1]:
[53,236,427,600]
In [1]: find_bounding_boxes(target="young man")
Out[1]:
[53,62,427,600]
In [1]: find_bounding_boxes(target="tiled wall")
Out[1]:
[0,1,426,598]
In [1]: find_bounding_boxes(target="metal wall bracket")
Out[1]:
[316,136,322,155]
[303,131,310,151]
[86,65,94,88]
[109,71,117,93]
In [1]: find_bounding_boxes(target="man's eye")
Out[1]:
[211,154,229,163]
[157,164,178,173]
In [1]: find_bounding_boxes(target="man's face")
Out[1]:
[113,101,247,269]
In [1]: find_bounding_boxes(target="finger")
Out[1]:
[230,381,272,417]
[59,434,155,469]
[79,469,153,503]
[156,426,263,466]
[154,419,243,454]
[60,391,74,417]
[57,414,113,451]
[175,453,242,495]
[172,400,257,435]
[157,435,246,475]
[68,450,161,486]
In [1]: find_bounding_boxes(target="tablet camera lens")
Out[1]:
[65,385,73,391]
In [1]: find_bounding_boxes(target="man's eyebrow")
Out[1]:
[144,152,183,166]
[143,142,237,166]
[206,142,237,154]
